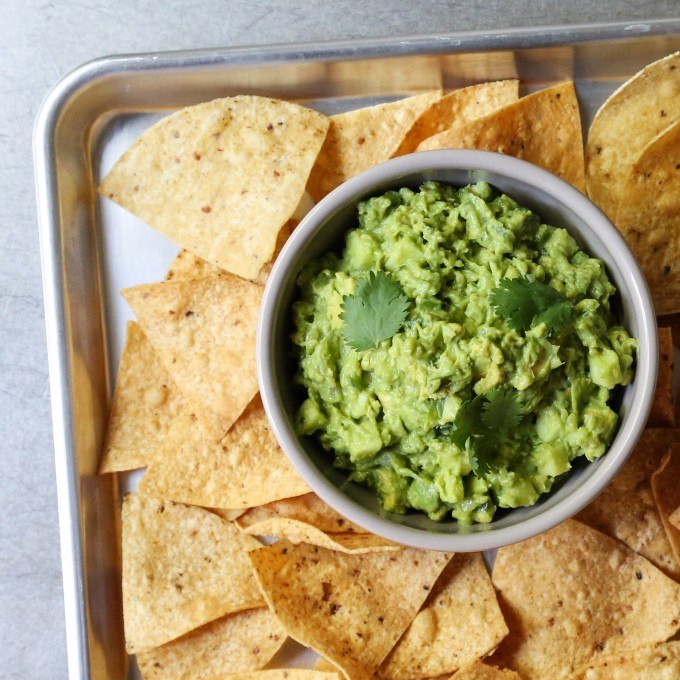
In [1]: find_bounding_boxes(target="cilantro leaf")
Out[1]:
[341,271,409,351]
[489,277,573,335]
[445,388,526,478]
[468,436,496,477]
[481,387,525,436]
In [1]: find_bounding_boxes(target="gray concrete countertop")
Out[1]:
[3,1,679,678]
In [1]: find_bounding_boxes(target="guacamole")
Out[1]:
[292,181,636,524]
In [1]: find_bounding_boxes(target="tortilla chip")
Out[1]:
[165,249,224,282]
[416,82,585,191]
[492,519,680,679]
[306,91,442,201]
[122,273,262,440]
[450,661,522,680]
[217,672,342,679]
[571,641,680,679]
[254,218,298,285]
[165,218,297,288]
[210,507,246,522]
[394,80,519,156]
[239,518,398,554]
[377,553,508,679]
[236,493,366,534]
[672,506,680,531]
[585,51,680,221]
[99,321,184,473]
[136,607,287,679]
[652,444,680,565]
[138,394,310,508]
[576,428,680,580]
[248,540,452,679]
[648,327,676,426]
[658,313,680,347]
[98,96,329,280]
[613,119,680,315]
[122,492,264,653]
[315,658,340,672]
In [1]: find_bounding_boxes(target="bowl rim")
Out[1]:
[257,149,658,552]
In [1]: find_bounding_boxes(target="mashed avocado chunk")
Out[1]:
[292,181,636,524]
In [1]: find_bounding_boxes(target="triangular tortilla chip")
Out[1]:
[99,321,185,473]
[248,540,451,679]
[417,82,585,191]
[652,444,680,566]
[239,517,398,554]
[138,394,310,508]
[165,218,299,287]
[122,273,262,440]
[136,607,287,679]
[218,672,342,680]
[394,80,519,156]
[378,553,508,679]
[572,641,680,679]
[210,507,245,522]
[98,96,329,280]
[648,327,676,426]
[165,249,224,283]
[451,661,522,679]
[672,506,680,531]
[492,519,680,679]
[122,492,264,653]
[576,428,680,580]
[585,51,680,220]
[613,119,680,314]
[236,493,365,534]
[306,91,442,201]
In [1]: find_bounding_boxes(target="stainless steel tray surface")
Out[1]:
[34,19,680,680]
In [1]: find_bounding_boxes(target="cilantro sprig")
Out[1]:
[340,271,409,351]
[490,277,573,335]
[445,388,525,477]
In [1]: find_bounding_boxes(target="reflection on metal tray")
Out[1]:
[34,19,680,680]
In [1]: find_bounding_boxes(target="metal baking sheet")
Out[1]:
[34,19,680,680]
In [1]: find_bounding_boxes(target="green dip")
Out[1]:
[292,181,636,524]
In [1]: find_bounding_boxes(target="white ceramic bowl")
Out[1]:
[257,149,657,552]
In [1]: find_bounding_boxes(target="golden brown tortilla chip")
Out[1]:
[576,428,680,580]
[672,506,680,531]
[165,218,297,287]
[122,273,262,440]
[99,321,184,473]
[492,519,680,679]
[417,82,585,191]
[239,518,398,554]
[236,492,365,534]
[394,80,519,156]
[248,540,452,680]
[122,492,264,653]
[613,119,680,315]
[138,394,310,508]
[306,91,442,201]
[210,507,246,522]
[253,218,298,285]
[657,312,680,347]
[136,607,287,679]
[378,553,508,679]
[450,661,522,680]
[571,641,680,679]
[165,249,224,282]
[217,672,342,680]
[99,96,329,280]
[652,444,680,566]
[648,327,676,426]
[585,51,680,220]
